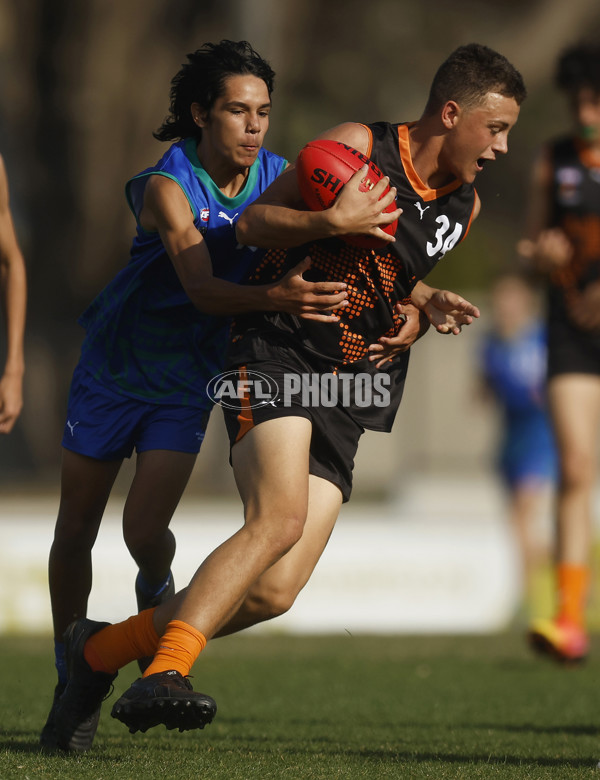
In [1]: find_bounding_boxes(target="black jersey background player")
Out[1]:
[521,42,600,664]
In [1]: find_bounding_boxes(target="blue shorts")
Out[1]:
[499,418,557,489]
[62,364,212,460]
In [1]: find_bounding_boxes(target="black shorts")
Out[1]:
[548,316,600,378]
[219,355,365,503]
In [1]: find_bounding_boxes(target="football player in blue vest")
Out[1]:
[40,39,355,750]
[479,272,557,617]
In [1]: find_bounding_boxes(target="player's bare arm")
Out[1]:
[366,281,481,366]
[0,155,26,433]
[236,122,402,249]
[142,175,347,320]
[517,148,574,272]
[519,227,574,272]
[317,122,403,243]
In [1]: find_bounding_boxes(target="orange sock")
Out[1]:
[84,608,159,674]
[557,563,589,627]
[142,620,206,678]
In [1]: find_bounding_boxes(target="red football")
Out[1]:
[295,139,398,248]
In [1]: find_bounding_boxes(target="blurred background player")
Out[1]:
[40,39,348,750]
[519,42,600,663]
[478,272,557,619]
[0,154,26,435]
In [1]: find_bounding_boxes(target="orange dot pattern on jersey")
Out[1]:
[308,242,405,364]
[251,248,288,280]
[248,242,409,364]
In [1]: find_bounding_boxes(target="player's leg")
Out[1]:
[98,473,342,642]
[41,366,148,749]
[125,404,209,614]
[46,365,150,647]
[49,450,123,638]
[530,372,600,661]
[50,446,198,749]
[75,472,340,654]
[159,414,313,639]
[122,448,197,672]
[41,448,122,749]
[509,479,552,618]
[123,450,196,600]
[215,399,359,634]
[550,374,600,565]
[216,474,343,635]
[59,415,314,737]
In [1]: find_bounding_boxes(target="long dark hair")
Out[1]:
[154,39,275,142]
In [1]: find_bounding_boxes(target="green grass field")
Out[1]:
[0,632,598,779]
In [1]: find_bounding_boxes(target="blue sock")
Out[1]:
[54,640,67,686]
[135,570,172,599]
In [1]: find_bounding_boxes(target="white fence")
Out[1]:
[0,475,523,635]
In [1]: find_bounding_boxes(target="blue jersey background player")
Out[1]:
[479,272,557,618]
[41,39,347,750]
[481,277,556,488]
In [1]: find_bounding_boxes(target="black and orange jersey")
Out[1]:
[547,135,600,324]
[228,121,476,431]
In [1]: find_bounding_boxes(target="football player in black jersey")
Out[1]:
[54,44,525,737]
[521,43,600,664]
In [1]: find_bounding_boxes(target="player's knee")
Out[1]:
[247,509,306,559]
[561,450,595,490]
[265,581,299,617]
[124,531,151,560]
[245,582,298,621]
[123,524,173,560]
[269,519,305,560]
[53,509,100,550]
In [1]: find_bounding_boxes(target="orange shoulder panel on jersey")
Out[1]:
[462,189,477,242]
[397,124,464,203]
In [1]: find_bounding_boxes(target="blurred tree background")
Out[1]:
[0,0,599,488]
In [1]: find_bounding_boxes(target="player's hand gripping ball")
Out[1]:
[296,139,398,248]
